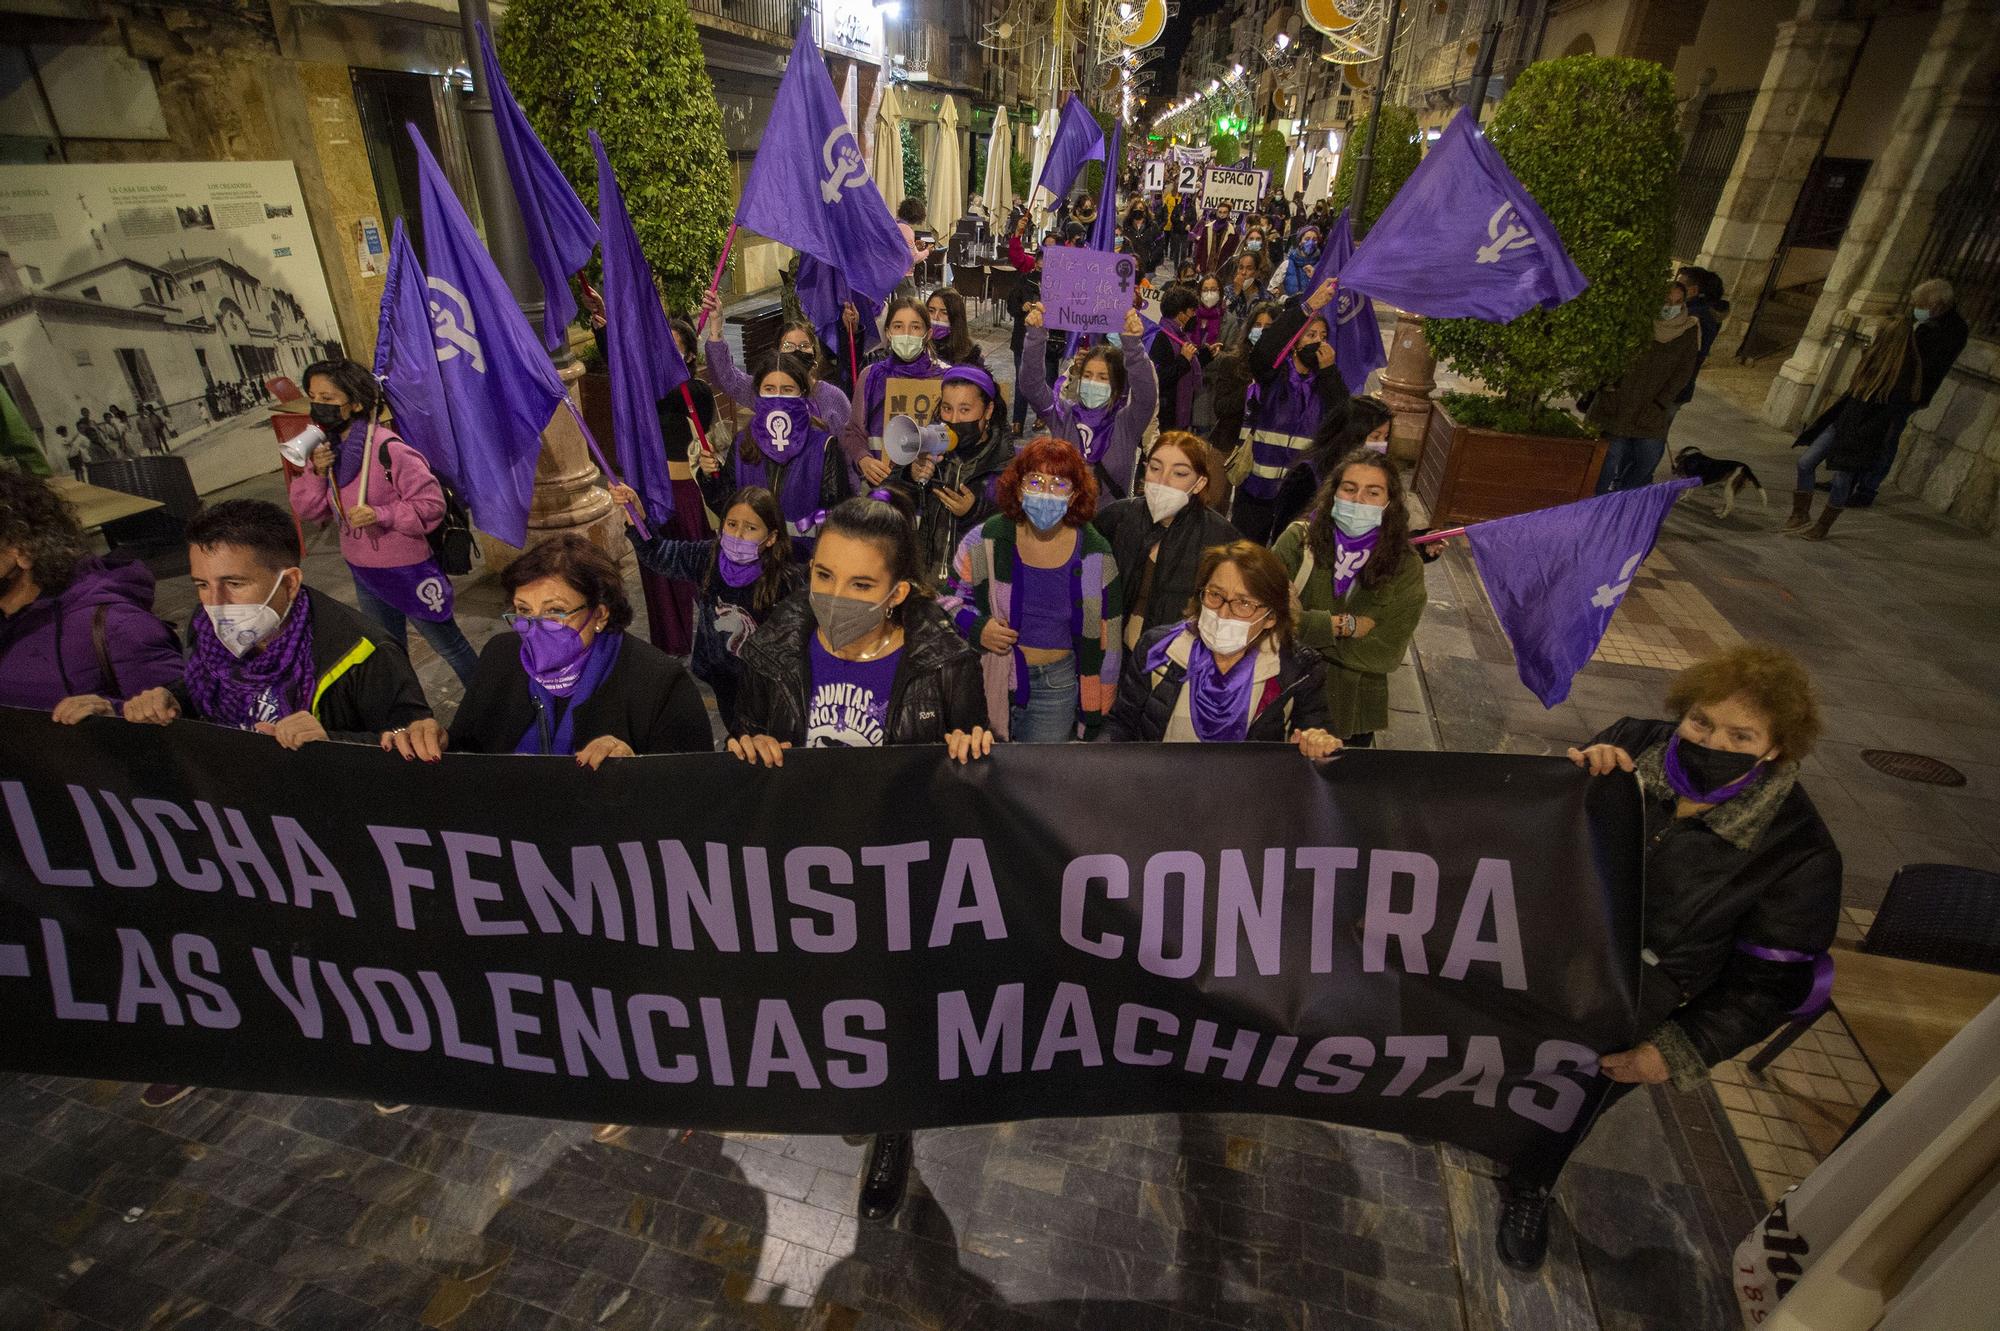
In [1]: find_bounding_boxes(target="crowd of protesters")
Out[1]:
[0,182,1859,1275]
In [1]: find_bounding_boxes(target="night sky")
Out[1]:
[1154,0,1226,108]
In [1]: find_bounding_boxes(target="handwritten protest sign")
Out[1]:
[884,377,941,426]
[1040,246,1138,336]
[1203,165,1268,207]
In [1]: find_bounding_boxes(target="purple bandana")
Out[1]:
[1330,526,1380,598]
[751,397,813,460]
[716,535,762,589]
[350,559,455,622]
[1148,624,1257,743]
[331,415,372,488]
[516,630,625,755]
[187,587,317,729]
[1062,389,1118,464]
[862,354,944,435]
[1663,733,1765,804]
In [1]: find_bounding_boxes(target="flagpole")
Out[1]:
[1409,525,1466,547]
[678,383,715,459]
[560,397,653,538]
[693,223,740,335]
[1270,276,1337,366]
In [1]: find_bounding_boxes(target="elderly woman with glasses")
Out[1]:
[950,436,1122,742]
[436,534,713,765]
[1100,540,1337,755]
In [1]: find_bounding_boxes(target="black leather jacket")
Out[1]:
[1100,624,1330,743]
[733,591,987,745]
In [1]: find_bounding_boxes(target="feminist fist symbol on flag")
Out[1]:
[820,129,867,204]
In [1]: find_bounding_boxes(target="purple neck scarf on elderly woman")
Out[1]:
[1146,624,1258,743]
[185,587,318,729]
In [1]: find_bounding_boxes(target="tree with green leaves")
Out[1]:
[1330,105,1421,234]
[1209,133,1241,167]
[1255,126,1288,175]
[1424,56,1681,413]
[498,0,729,311]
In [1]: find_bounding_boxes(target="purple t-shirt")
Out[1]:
[806,635,901,748]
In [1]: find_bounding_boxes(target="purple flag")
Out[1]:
[1324,208,1386,395]
[1339,110,1587,321]
[593,130,684,524]
[736,24,910,303]
[1466,478,1698,707]
[795,255,879,356]
[409,124,565,547]
[1089,122,1121,253]
[476,23,598,352]
[372,219,464,496]
[1033,93,1106,213]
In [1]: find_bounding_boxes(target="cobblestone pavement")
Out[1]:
[4,304,1996,1330]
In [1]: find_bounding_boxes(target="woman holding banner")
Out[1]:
[727,495,992,1224]
[288,359,481,685]
[1100,540,1336,754]
[701,294,851,439]
[1273,447,1427,747]
[444,533,711,763]
[1016,304,1160,501]
[949,438,1123,743]
[1495,643,1840,1272]
[695,351,852,560]
[846,298,949,488]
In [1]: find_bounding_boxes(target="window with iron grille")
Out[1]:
[1906,116,2000,337]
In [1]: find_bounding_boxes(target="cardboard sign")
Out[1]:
[1203,165,1268,207]
[1142,159,1166,193]
[1040,245,1139,336]
[883,376,940,426]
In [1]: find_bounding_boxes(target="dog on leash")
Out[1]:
[1672,446,1767,518]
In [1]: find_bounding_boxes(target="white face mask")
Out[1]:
[1197,604,1264,656]
[1077,380,1113,409]
[205,572,294,657]
[1200,291,1220,308]
[1144,481,1191,523]
[1661,304,1683,320]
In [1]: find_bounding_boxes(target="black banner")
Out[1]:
[0,707,1643,1166]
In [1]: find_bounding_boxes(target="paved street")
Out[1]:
[3,309,1996,1331]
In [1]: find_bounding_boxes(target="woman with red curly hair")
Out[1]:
[948,437,1122,741]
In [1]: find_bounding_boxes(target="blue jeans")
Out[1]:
[1010,655,1079,743]
[1793,424,1857,505]
[352,578,480,685]
[1594,436,1666,494]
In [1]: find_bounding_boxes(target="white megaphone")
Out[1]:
[279,423,326,468]
[881,415,958,467]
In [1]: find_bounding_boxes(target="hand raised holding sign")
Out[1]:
[1025,302,1044,329]
[1124,308,1144,338]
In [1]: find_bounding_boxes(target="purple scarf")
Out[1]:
[1147,624,1258,743]
[1052,377,1118,464]
[330,416,373,488]
[186,588,318,729]
[735,426,832,539]
[1330,526,1380,598]
[516,630,624,755]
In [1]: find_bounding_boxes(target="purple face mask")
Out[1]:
[751,396,811,458]
[717,533,763,588]
[515,617,591,694]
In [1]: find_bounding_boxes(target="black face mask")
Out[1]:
[308,402,349,432]
[1678,739,1762,790]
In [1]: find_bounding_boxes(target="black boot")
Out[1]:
[1496,1177,1553,1272]
[858,1132,911,1221]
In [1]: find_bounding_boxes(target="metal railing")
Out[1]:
[687,0,801,41]
[1906,115,2000,338]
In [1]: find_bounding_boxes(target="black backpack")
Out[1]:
[378,442,478,575]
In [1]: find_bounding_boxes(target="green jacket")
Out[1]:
[1272,521,1427,737]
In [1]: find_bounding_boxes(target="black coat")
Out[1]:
[449,631,713,755]
[1914,307,1968,407]
[1093,498,1241,639]
[1100,624,1329,743]
[1596,718,1842,1065]
[1795,386,1921,475]
[1247,303,1350,423]
[176,591,430,743]
[734,592,987,745]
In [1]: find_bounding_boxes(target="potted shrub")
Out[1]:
[1329,105,1423,235]
[1419,56,1680,524]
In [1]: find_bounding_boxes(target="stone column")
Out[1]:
[1695,4,1866,361]
[1764,0,2000,428]
[1378,314,1436,469]
[472,359,620,572]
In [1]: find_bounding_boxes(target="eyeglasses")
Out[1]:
[1200,586,1267,619]
[1023,473,1075,496]
[503,607,586,627]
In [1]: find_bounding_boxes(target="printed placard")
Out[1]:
[1039,245,1139,336]
[1203,165,1269,207]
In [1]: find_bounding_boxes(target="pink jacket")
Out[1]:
[287,428,444,569]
